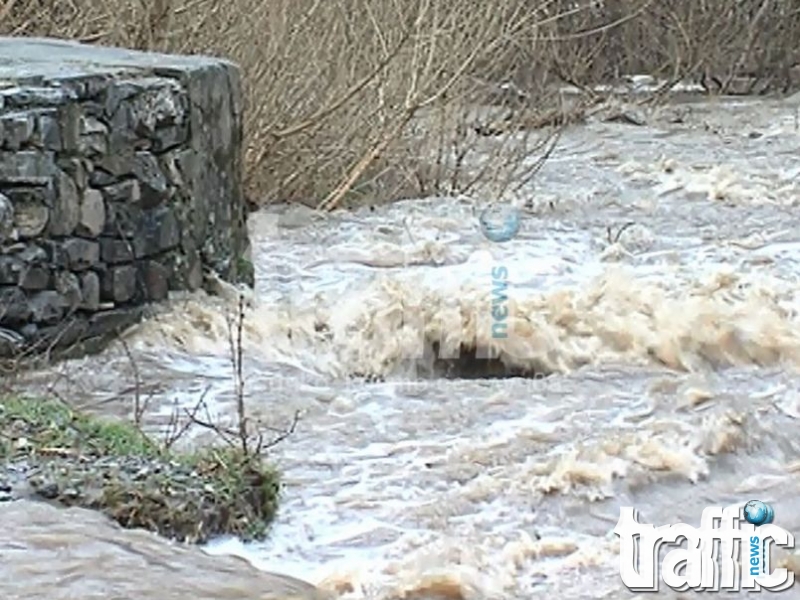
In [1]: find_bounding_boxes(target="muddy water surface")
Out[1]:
[4,93,800,599]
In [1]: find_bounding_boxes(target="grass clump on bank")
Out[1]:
[0,395,280,543]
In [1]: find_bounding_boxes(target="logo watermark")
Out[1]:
[491,266,508,339]
[480,204,519,347]
[614,501,795,592]
[478,204,520,243]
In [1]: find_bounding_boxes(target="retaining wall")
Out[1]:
[0,37,251,359]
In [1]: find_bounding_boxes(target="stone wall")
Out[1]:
[0,37,252,359]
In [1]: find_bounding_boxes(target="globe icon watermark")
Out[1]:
[478,204,520,243]
[744,500,775,526]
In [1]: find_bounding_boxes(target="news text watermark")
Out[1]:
[614,501,794,592]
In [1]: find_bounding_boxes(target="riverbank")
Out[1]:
[0,395,280,544]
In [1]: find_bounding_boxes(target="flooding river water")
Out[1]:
[3,92,800,599]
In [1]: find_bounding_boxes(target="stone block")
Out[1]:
[28,290,66,324]
[0,193,14,242]
[88,166,116,187]
[102,201,143,237]
[50,170,80,236]
[54,271,82,311]
[30,317,88,351]
[101,179,141,204]
[78,116,108,156]
[77,188,105,237]
[63,238,100,271]
[2,86,77,108]
[20,266,51,290]
[79,271,100,311]
[39,239,70,269]
[133,152,169,208]
[86,306,143,338]
[0,256,23,285]
[35,110,62,151]
[1,112,35,150]
[6,186,52,238]
[58,103,81,154]
[0,287,31,324]
[0,150,56,185]
[152,124,188,152]
[140,260,169,301]
[57,157,88,190]
[100,237,145,264]
[139,205,180,256]
[100,265,138,303]
[17,243,48,265]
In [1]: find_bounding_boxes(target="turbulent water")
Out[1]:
[4,92,800,599]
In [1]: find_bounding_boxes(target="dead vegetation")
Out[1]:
[1,0,798,208]
[0,291,295,543]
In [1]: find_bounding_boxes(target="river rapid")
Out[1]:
[3,92,800,599]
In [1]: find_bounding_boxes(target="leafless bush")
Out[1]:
[534,0,800,95]
[1,0,798,209]
[117,293,299,456]
[182,293,299,456]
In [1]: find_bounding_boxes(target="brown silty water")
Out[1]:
[3,91,800,599]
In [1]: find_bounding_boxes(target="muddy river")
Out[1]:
[3,92,800,599]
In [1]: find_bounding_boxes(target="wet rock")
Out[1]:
[0,150,56,185]
[58,157,88,190]
[0,193,13,242]
[87,307,143,338]
[35,481,60,499]
[20,265,51,290]
[17,242,48,265]
[87,166,116,187]
[9,190,50,238]
[32,317,88,350]
[0,480,12,502]
[101,178,141,205]
[63,238,100,271]
[103,202,143,237]
[140,260,169,301]
[0,498,329,599]
[95,147,136,178]
[54,271,82,311]
[50,170,80,236]
[1,112,35,150]
[0,327,25,355]
[0,287,30,324]
[39,239,70,268]
[36,110,62,150]
[139,206,180,255]
[77,188,105,237]
[133,152,169,208]
[101,265,138,303]
[601,103,647,126]
[0,256,23,284]
[57,103,81,153]
[29,290,67,324]
[2,86,76,108]
[100,237,145,264]
[152,125,188,152]
[79,271,100,311]
[159,150,185,187]
[79,116,108,156]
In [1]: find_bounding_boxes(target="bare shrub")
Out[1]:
[534,0,800,95]
[1,0,798,208]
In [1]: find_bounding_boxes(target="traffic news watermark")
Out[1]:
[614,502,795,592]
